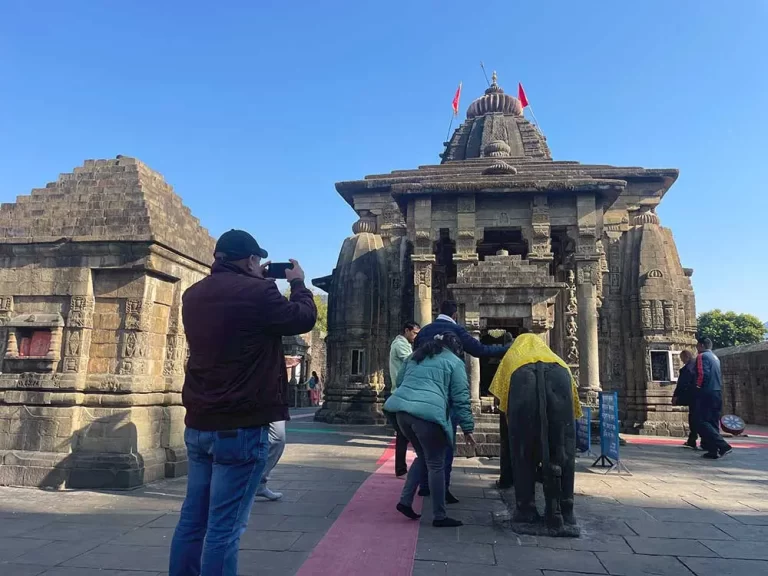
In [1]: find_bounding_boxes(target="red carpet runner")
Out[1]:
[295,440,420,576]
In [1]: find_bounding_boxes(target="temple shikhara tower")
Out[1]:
[314,74,697,448]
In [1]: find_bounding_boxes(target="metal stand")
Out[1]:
[591,454,631,475]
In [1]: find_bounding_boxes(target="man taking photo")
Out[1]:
[170,229,317,576]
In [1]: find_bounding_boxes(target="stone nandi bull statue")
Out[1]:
[490,333,582,537]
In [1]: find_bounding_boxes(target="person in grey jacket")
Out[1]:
[695,338,732,459]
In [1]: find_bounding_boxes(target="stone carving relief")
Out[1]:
[566,270,577,314]
[677,302,686,334]
[18,372,42,388]
[414,263,432,288]
[163,334,186,376]
[565,269,579,367]
[641,300,652,330]
[67,296,94,328]
[609,273,620,294]
[65,330,81,357]
[101,375,121,392]
[124,299,151,331]
[663,301,676,331]
[63,357,80,373]
[647,269,663,279]
[652,300,664,330]
[576,263,599,286]
[0,296,12,312]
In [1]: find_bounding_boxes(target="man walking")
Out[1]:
[389,321,420,477]
[170,230,317,576]
[694,338,733,460]
[413,301,509,502]
[255,421,286,501]
[672,350,698,449]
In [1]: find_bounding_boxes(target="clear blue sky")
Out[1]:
[1,1,766,321]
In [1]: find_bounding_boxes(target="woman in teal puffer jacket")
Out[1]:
[384,332,475,528]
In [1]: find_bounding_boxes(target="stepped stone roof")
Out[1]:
[0,156,215,266]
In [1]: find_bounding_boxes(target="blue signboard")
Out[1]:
[599,391,620,461]
[575,407,592,454]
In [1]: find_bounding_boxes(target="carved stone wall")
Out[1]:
[716,342,768,426]
[0,157,213,488]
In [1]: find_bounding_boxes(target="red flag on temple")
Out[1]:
[518,82,529,108]
[452,82,462,116]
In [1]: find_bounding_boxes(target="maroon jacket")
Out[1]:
[182,260,317,431]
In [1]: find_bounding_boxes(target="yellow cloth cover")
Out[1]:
[489,333,583,418]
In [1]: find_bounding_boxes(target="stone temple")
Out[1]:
[314,74,697,449]
[0,157,216,488]
[0,156,325,489]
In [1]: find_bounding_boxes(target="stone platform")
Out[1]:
[1,410,767,576]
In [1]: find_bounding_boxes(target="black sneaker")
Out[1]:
[702,452,719,460]
[396,503,421,520]
[446,491,460,504]
[433,517,463,528]
[719,446,733,458]
[418,487,430,497]
[683,441,698,450]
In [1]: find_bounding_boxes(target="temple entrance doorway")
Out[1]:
[479,320,525,398]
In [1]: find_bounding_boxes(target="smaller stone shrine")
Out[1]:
[0,156,214,489]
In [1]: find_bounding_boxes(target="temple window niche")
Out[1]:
[477,228,528,260]
[649,350,680,382]
[350,349,366,377]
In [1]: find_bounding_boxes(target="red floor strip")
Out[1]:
[375,438,397,467]
[296,443,420,576]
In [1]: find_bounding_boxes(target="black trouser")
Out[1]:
[387,411,409,476]
[687,403,699,445]
[395,428,409,476]
[697,390,730,455]
[498,411,513,488]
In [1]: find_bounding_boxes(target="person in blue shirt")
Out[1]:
[695,338,732,459]
[413,301,509,503]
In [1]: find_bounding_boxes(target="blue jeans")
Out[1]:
[170,426,269,576]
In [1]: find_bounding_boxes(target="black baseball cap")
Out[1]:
[214,229,268,261]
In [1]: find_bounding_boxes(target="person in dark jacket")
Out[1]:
[170,229,317,576]
[413,301,508,502]
[414,301,509,357]
[671,350,698,449]
[694,337,732,460]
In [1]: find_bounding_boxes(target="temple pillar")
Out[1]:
[412,255,435,326]
[465,311,481,413]
[576,261,601,406]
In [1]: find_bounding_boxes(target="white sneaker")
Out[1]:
[255,486,283,501]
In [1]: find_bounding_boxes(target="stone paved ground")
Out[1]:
[1,409,767,576]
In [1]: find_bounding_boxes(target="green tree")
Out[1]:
[283,289,327,333]
[697,309,766,349]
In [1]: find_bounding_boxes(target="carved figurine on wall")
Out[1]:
[489,334,582,537]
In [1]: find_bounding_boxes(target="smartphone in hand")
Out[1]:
[264,262,293,280]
